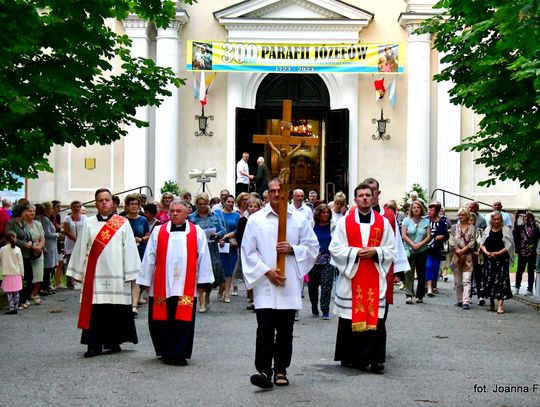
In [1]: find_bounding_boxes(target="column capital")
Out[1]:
[122,17,149,31]
[156,10,189,34]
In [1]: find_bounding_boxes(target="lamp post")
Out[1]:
[372,109,390,141]
[194,106,214,136]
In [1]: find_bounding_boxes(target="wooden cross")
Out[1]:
[252,99,320,277]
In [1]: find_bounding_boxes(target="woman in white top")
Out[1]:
[62,200,86,289]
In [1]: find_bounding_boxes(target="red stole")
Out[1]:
[381,208,396,305]
[153,221,198,322]
[345,210,384,332]
[78,215,127,330]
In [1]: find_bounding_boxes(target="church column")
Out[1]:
[436,55,461,208]
[404,25,431,192]
[153,16,187,193]
[122,17,149,191]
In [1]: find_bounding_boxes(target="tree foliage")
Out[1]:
[420,0,540,188]
[0,0,194,190]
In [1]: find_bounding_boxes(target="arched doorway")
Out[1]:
[235,74,349,200]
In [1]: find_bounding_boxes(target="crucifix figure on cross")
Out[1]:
[252,99,320,277]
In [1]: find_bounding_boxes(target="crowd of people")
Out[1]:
[1,179,539,387]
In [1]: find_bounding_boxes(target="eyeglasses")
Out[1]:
[127,202,139,206]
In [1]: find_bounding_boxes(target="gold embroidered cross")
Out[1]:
[178,296,194,306]
[355,286,365,313]
[108,215,123,230]
[154,296,166,305]
[100,230,111,241]
[371,227,382,246]
[367,288,376,317]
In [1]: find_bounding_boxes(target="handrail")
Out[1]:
[430,188,538,223]
[60,186,154,212]
[430,188,494,210]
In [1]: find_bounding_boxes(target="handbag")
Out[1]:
[29,249,42,261]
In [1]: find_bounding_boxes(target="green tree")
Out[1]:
[420,0,540,188]
[0,0,194,190]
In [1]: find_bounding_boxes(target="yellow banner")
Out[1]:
[186,41,404,74]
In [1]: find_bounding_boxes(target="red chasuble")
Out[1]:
[381,208,396,305]
[78,215,127,330]
[153,221,198,322]
[345,210,385,332]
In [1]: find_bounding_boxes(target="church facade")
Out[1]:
[26,0,539,210]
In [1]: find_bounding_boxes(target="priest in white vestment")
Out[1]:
[242,179,318,388]
[67,188,141,358]
[138,200,213,366]
[330,183,395,374]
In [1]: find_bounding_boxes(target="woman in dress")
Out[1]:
[308,204,336,320]
[401,201,431,304]
[215,195,241,303]
[40,201,59,295]
[63,200,86,289]
[480,211,515,314]
[124,194,150,316]
[449,207,477,309]
[156,192,174,224]
[25,204,45,304]
[425,202,449,297]
[188,193,225,312]
[5,205,33,309]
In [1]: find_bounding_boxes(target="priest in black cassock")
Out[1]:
[137,200,213,366]
[329,183,396,373]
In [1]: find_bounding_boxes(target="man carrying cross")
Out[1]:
[137,199,213,366]
[242,178,318,389]
[329,183,396,374]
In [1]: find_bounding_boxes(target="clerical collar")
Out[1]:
[170,222,186,232]
[357,209,371,224]
[373,204,381,213]
[96,213,114,222]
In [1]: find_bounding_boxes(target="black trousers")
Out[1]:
[19,257,33,303]
[254,309,296,378]
[472,262,484,298]
[515,254,536,291]
[236,182,249,196]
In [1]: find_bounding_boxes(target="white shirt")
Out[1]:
[137,221,213,297]
[63,214,87,255]
[241,204,319,310]
[288,202,314,227]
[236,159,250,184]
[329,210,396,319]
[67,215,141,305]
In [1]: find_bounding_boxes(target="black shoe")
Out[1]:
[107,345,122,354]
[354,364,369,372]
[4,310,18,315]
[163,358,187,366]
[370,363,385,374]
[455,302,463,308]
[84,349,102,358]
[340,360,353,368]
[250,372,273,389]
[246,304,255,310]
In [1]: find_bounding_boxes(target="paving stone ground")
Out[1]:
[0,279,538,407]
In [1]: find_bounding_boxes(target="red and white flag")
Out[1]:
[374,77,385,100]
